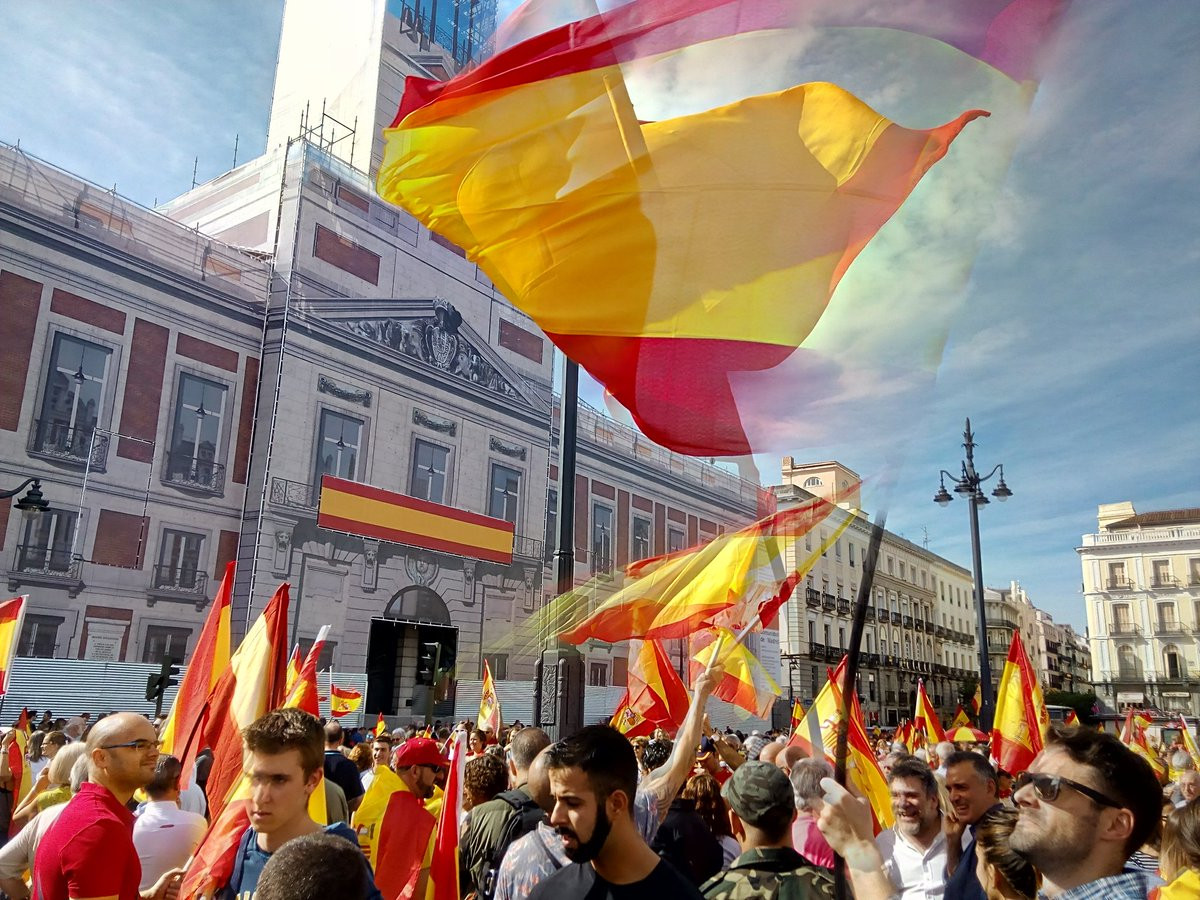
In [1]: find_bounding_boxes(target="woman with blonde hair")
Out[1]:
[1156,799,1200,897]
[10,742,87,829]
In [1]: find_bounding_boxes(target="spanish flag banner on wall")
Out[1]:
[318,476,514,564]
[0,596,27,695]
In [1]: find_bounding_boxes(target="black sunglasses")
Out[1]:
[1013,771,1121,809]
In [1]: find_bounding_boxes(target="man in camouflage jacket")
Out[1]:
[701,762,836,900]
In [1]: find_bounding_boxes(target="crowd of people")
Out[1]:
[3,684,1200,900]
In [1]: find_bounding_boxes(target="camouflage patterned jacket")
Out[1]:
[700,847,837,900]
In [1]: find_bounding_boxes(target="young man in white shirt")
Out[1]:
[132,754,207,891]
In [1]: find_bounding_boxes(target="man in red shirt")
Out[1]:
[33,712,182,900]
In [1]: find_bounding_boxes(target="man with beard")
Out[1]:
[875,758,946,899]
[1009,726,1162,899]
[943,751,1000,900]
[528,726,703,900]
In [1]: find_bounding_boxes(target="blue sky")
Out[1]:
[2,2,1197,631]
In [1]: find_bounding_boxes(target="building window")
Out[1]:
[1190,558,1200,587]
[487,463,521,523]
[835,540,842,559]
[1164,645,1184,680]
[1117,645,1140,679]
[1158,602,1179,632]
[811,666,820,696]
[1152,559,1173,588]
[16,509,78,576]
[591,504,613,575]
[848,542,855,567]
[667,527,685,553]
[33,333,112,464]
[807,621,816,645]
[838,626,846,649]
[823,623,831,646]
[545,490,558,561]
[165,373,228,491]
[588,662,608,687]
[483,653,508,680]
[1107,562,1128,589]
[143,625,191,664]
[804,476,822,487]
[805,531,812,552]
[315,409,363,484]
[1112,603,1133,634]
[410,439,449,503]
[155,530,205,590]
[632,516,651,561]
[18,615,63,658]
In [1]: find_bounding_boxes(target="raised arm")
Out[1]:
[640,662,723,821]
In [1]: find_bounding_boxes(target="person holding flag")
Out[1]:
[205,708,382,900]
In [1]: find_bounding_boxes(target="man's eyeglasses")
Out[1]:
[101,739,161,753]
[1013,771,1122,809]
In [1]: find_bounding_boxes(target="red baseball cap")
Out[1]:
[393,737,449,769]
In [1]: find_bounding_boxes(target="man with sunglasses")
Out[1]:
[1009,726,1163,899]
[33,712,183,900]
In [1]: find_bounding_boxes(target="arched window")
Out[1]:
[1117,645,1141,679]
[1164,644,1185,679]
[804,476,823,487]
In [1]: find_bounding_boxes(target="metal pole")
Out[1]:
[968,493,995,731]
[425,641,442,727]
[554,360,579,600]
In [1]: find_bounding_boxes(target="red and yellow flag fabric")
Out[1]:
[951,704,971,729]
[790,698,806,735]
[330,684,363,718]
[7,708,29,837]
[971,682,982,717]
[318,475,514,564]
[627,638,690,734]
[1063,709,1079,727]
[560,497,839,645]
[377,0,1069,457]
[991,629,1049,775]
[789,659,892,830]
[610,691,655,739]
[160,563,234,787]
[284,627,329,716]
[369,768,438,900]
[690,629,780,720]
[478,660,501,734]
[285,644,302,695]
[430,731,467,900]
[914,680,945,745]
[375,712,388,740]
[0,596,26,695]
[1121,710,1166,780]
[1181,715,1200,768]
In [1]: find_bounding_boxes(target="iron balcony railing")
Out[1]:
[28,419,109,470]
[164,452,226,494]
[151,564,208,593]
[13,544,80,579]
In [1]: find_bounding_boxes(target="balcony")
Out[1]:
[806,588,821,609]
[902,614,913,628]
[877,608,889,623]
[822,593,836,611]
[810,642,827,658]
[1156,620,1187,635]
[885,690,896,704]
[164,452,226,494]
[513,534,545,561]
[270,477,318,510]
[1110,622,1142,636]
[7,544,84,598]
[891,612,902,625]
[925,620,936,632]
[837,599,851,615]
[825,646,842,663]
[936,626,947,638]
[27,419,109,471]
[1106,578,1135,591]
[862,652,879,667]
[147,565,210,609]
[1152,576,1180,590]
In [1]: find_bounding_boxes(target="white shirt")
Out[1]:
[179,780,207,816]
[876,826,948,900]
[132,800,207,890]
[29,757,50,781]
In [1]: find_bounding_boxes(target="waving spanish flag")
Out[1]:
[478,660,502,734]
[610,691,655,738]
[0,596,26,695]
[285,644,302,694]
[690,629,781,720]
[789,698,806,736]
[1121,710,1166,780]
[379,0,1068,457]
[628,638,690,734]
[914,679,945,745]
[952,704,971,728]
[330,684,362,718]
[991,630,1049,774]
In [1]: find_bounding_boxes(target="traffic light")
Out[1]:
[145,656,180,706]
[416,642,441,686]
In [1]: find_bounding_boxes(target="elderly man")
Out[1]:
[33,712,181,900]
[1175,770,1200,808]
[1010,727,1162,899]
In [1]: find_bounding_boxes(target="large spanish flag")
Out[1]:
[330,684,363,718]
[991,629,1049,774]
[610,690,655,739]
[914,679,946,745]
[318,475,514,563]
[379,0,1068,457]
[0,596,26,695]
[160,563,233,786]
[628,638,690,734]
[691,628,781,720]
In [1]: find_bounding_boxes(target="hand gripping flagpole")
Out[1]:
[832,511,887,900]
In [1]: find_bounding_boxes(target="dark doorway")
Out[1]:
[366,584,458,719]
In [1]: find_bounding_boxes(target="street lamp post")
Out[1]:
[933,419,1012,732]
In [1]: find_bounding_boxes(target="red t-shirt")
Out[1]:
[33,782,142,900]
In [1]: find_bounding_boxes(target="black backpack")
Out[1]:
[477,789,546,900]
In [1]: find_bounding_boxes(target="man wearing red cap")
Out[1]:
[394,737,449,802]
[374,737,450,900]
